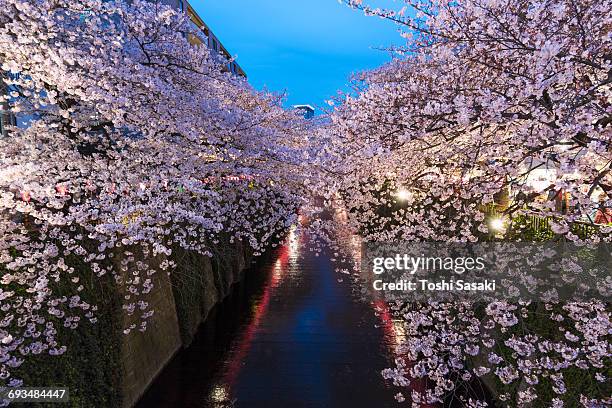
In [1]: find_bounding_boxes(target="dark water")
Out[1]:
[136,231,401,408]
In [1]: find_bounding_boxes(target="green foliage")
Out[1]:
[11,251,123,408]
[507,214,599,241]
[485,303,611,406]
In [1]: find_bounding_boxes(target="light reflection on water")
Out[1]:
[137,227,401,408]
[327,213,435,408]
[208,385,229,406]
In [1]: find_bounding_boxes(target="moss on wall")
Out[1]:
[474,302,612,406]
[12,253,123,408]
[8,235,260,407]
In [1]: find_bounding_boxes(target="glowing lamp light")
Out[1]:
[56,184,68,196]
[490,217,505,232]
[396,189,412,201]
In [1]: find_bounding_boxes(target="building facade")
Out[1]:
[0,1,246,138]
[0,73,16,138]
[293,105,315,119]
[158,0,246,78]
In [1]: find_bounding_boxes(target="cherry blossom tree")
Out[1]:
[316,0,611,406]
[0,0,309,392]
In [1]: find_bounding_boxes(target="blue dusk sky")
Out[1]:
[189,0,404,111]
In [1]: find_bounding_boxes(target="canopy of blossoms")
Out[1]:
[0,0,310,390]
[310,0,611,406]
[1,0,611,406]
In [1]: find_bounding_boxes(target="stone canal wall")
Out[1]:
[121,240,253,408]
[10,239,256,408]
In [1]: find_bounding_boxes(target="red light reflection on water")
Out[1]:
[338,222,435,407]
[212,227,299,397]
[371,299,435,407]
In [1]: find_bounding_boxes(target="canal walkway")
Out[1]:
[137,230,399,407]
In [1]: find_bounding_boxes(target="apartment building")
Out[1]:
[0,1,246,138]
[158,0,246,78]
[294,105,315,120]
[0,73,16,138]
[0,108,15,138]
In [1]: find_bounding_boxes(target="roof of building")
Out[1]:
[293,104,315,111]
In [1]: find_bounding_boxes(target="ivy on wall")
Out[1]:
[12,253,123,408]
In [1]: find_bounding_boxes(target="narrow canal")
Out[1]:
[137,229,401,407]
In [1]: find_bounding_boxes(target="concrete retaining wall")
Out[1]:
[120,241,253,408]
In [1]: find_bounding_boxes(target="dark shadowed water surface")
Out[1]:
[136,231,402,408]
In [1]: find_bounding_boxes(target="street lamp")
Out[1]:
[396,189,412,202]
[489,217,505,232]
